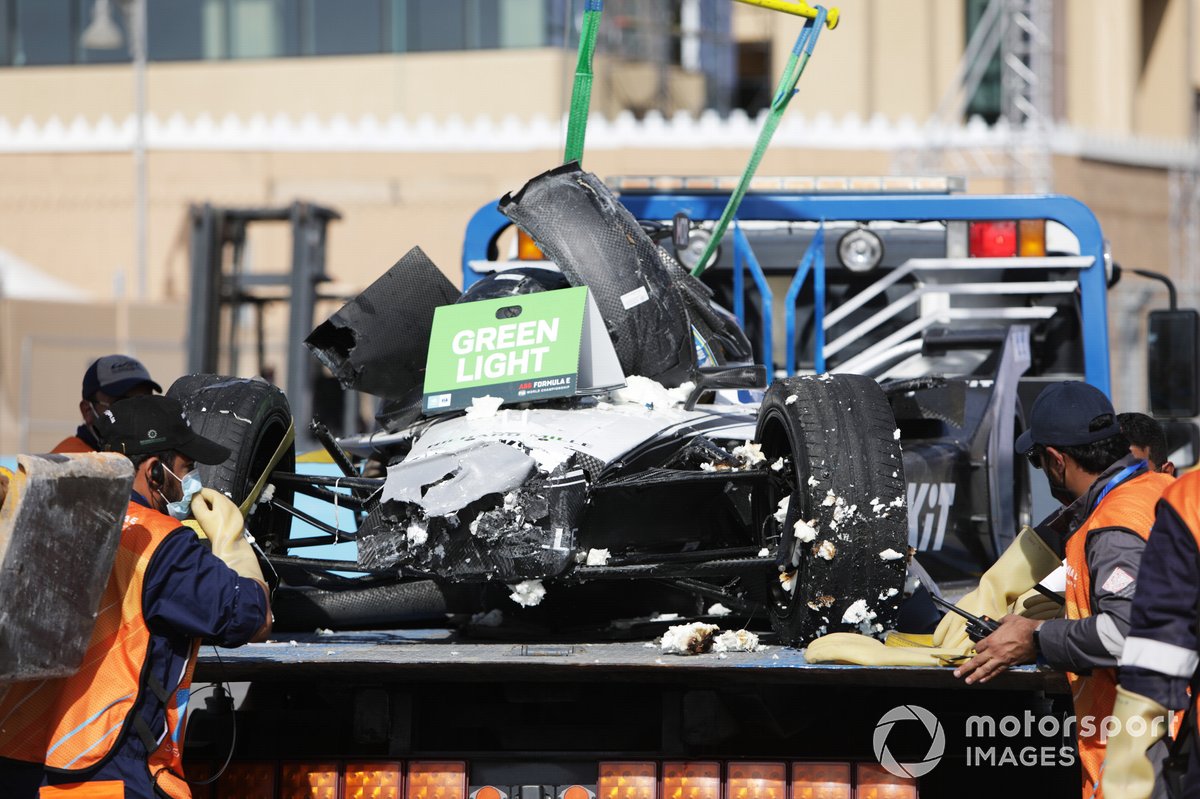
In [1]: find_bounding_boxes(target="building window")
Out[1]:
[14,0,74,66]
[307,0,383,56]
[964,0,1001,123]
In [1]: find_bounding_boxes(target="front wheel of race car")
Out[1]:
[167,374,296,555]
[754,374,908,647]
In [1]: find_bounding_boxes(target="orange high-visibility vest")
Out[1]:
[1064,470,1172,799]
[0,502,198,796]
[1152,474,1200,745]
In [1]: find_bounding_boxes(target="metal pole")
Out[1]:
[130,0,147,300]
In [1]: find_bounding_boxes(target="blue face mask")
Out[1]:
[160,463,203,520]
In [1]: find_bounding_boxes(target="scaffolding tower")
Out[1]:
[898,0,1054,194]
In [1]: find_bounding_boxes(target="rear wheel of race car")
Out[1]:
[754,374,908,647]
[167,374,296,555]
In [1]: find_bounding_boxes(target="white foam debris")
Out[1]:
[771,457,785,472]
[713,630,760,653]
[465,395,504,419]
[842,599,876,625]
[652,612,681,622]
[879,587,900,600]
[808,474,820,487]
[660,622,719,655]
[774,495,790,526]
[785,395,799,405]
[643,640,658,648]
[529,446,570,472]
[758,547,770,557]
[508,579,546,607]
[816,540,837,560]
[470,608,504,627]
[894,428,901,440]
[889,496,905,508]
[707,603,732,617]
[406,519,428,547]
[611,376,695,409]
[258,484,276,504]
[586,548,611,566]
[315,628,334,636]
[878,548,905,561]
[503,491,519,508]
[793,518,818,543]
[780,572,795,592]
[731,441,765,467]
[700,462,720,472]
[822,489,837,506]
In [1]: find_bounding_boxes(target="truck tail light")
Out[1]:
[280,761,339,798]
[517,228,545,261]
[662,761,720,799]
[968,221,1017,257]
[791,762,851,799]
[345,762,404,798]
[726,762,786,799]
[216,762,276,798]
[599,762,657,799]
[853,764,917,799]
[1018,219,1046,257]
[407,761,468,799]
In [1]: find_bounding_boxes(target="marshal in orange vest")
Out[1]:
[1064,470,1173,799]
[0,502,198,798]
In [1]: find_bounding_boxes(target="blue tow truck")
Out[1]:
[183,176,1200,799]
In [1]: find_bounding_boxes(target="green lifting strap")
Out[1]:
[690,5,831,276]
[563,0,603,165]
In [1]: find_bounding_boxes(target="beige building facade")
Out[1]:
[1,0,1199,451]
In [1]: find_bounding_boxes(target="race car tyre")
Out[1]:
[754,373,908,647]
[167,374,296,555]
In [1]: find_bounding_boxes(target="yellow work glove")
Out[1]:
[1015,587,1065,621]
[932,527,1061,653]
[804,633,967,667]
[1101,686,1171,799]
[191,487,265,585]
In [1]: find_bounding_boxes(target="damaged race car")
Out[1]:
[167,164,909,647]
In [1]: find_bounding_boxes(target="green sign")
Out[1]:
[423,286,591,413]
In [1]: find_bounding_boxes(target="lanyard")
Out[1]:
[1092,461,1146,511]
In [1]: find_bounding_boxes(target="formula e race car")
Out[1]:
[167,164,910,647]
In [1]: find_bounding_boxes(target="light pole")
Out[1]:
[81,0,148,302]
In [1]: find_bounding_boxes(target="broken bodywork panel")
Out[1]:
[305,246,459,402]
[500,163,696,388]
[352,405,762,583]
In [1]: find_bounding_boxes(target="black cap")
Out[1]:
[94,395,230,465]
[1015,381,1122,454]
[82,354,163,400]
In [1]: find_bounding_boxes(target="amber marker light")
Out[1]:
[406,761,468,799]
[725,762,786,799]
[599,762,657,799]
[853,764,917,799]
[278,761,339,799]
[345,762,404,799]
[791,762,851,799]
[517,228,545,260]
[662,761,720,799]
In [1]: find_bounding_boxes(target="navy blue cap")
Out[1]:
[94,395,230,465]
[82,354,162,400]
[1015,381,1122,454]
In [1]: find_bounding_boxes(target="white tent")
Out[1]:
[0,249,90,301]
